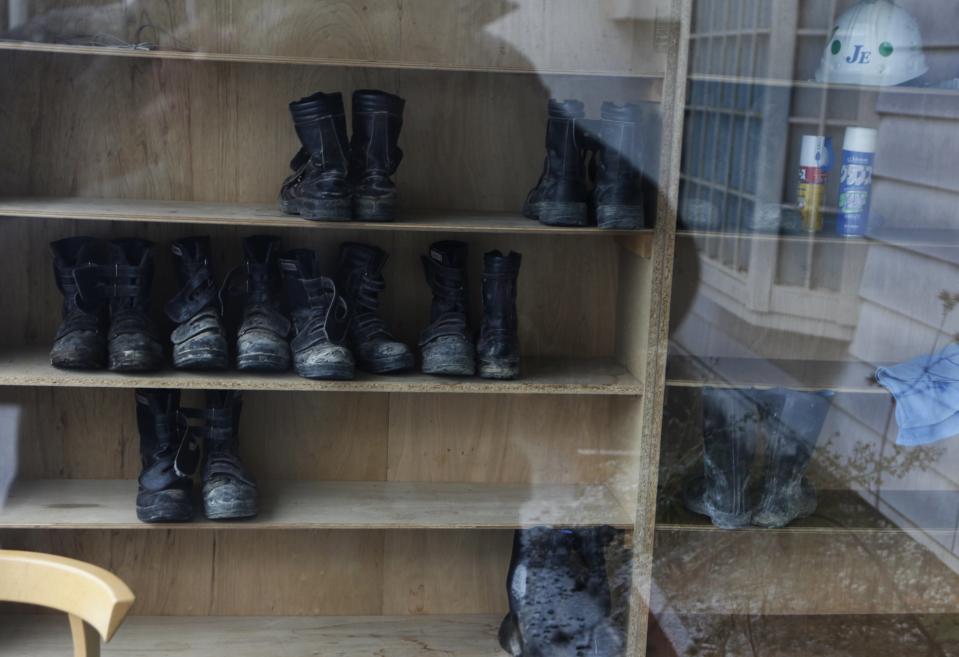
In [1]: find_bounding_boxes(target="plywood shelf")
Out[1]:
[0,39,666,80]
[0,348,643,396]
[665,354,885,395]
[0,196,652,238]
[0,614,503,656]
[0,479,632,529]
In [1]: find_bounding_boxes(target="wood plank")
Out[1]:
[0,197,653,238]
[0,348,643,396]
[0,479,632,529]
[0,614,504,657]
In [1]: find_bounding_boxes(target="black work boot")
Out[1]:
[478,251,521,380]
[165,236,229,370]
[591,102,645,229]
[49,237,107,369]
[234,235,291,372]
[349,89,405,221]
[334,242,414,374]
[101,239,164,372]
[283,91,352,221]
[419,241,475,376]
[523,99,589,227]
[135,389,197,523]
[279,250,355,380]
[752,388,832,528]
[684,387,760,529]
[182,390,258,521]
[499,528,624,657]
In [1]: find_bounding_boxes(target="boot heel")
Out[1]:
[597,204,645,229]
[533,201,588,226]
[298,197,352,221]
[479,359,519,380]
[353,196,395,222]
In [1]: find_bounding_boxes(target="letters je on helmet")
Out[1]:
[816,0,928,87]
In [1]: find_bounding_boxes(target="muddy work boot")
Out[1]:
[280,250,355,380]
[752,388,832,528]
[49,237,107,369]
[334,242,413,373]
[684,387,761,529]
[182,390,258,521]
[135,389,197,523]
[233,235,291,372]
[478,251,521,379]
[499,527,624,657]
[165,236,229,370]
[99,239,164,372]
[349,89,405,221]
[523,99,589,227]
[591,102,645,229]
[283,91,351,221]
[419,241,475,376]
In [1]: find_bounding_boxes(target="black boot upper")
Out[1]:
[181,390,256,491]
[235,235,291,340]
[49,237,107,366]
[100,238,162,345]
[335,242,396,345]
[419,241,471,346]
[135,388,196,496]
[290,92,351,203]
[523,99,588,216]
[349,90,405,201]
[478,250,521,363]
[279,250,350,353]
[592,102,644,210]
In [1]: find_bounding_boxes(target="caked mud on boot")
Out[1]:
[280,249,355,380]
[499,527,624,657]
[523,99,589,227]
[49,237,107,369]
[165,236,229,370]
[350,90,406,221]
[230,235,292,372]
[591,102,645,229]
[334,242,413,373]
[752,388,832,528]
[419,240,475,376]
[135,389,197,523]
[683,387,760,529]
[182,390,258,521]
[478,250,522,379]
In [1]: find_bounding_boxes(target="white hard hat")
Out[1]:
[815,0,928,87]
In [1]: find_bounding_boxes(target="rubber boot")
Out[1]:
[498,527,623,657]
[334,242,414,374]
[182,390,258,521]
[232,235,292,372]
[477,250,521,380]
[49,237,107,369]
[165,236,229,370]
[683,387,760,529]
[419,240,475,376]
[591,103,645,229]
[284,91,352,221]
[752,388,832,528]
[350,90,405,221]
[523,99,589,227]
[135,389,197,523]
[279,249,355,380]
[101,239,164,372]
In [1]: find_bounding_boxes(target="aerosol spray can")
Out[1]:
[837,127,877,237]
[797,136,832,232]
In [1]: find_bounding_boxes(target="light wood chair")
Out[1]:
[0,549,135,657]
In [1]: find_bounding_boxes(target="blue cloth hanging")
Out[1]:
[876,343,959,446]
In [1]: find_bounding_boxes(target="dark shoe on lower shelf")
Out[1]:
[419,240,475,376]
[477,250,521,379]
[135,389,197,523]
[166,236,229,370]
[102,239,165,372]
[49,237,107,369]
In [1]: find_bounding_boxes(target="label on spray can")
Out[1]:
[837,127,877,237]
[797,136,832,232]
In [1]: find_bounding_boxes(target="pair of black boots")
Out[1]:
[499,527,624,657]
[524,99,645,230]
[135,389,256,523]
[280,89,404,222]
[420,241,522,379]
[684,386,833,529]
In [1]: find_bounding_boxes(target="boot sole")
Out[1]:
[478,359,520,380]
[422,354,476,377]
[51,356,106,370]
[296,362,355,380]
[298,198,352,222]
[204,499,258,521]
[360,352,415,374]
[109,351,164,372]
[529,201,588,227]
[278,196,299,215]
[597,204,645,229]
[353,196,395,222]
[137,501,193,524]
[236,353,291,372]
[173,350,229,371]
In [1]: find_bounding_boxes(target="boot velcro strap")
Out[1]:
[55,308,101,339]
[204,453,257,487]
[418,313,471,345]
[171,307,224,345]
[165,267,219,323]
[109,309,158,339]
[139,424,199,492]
[239,304,291,337]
